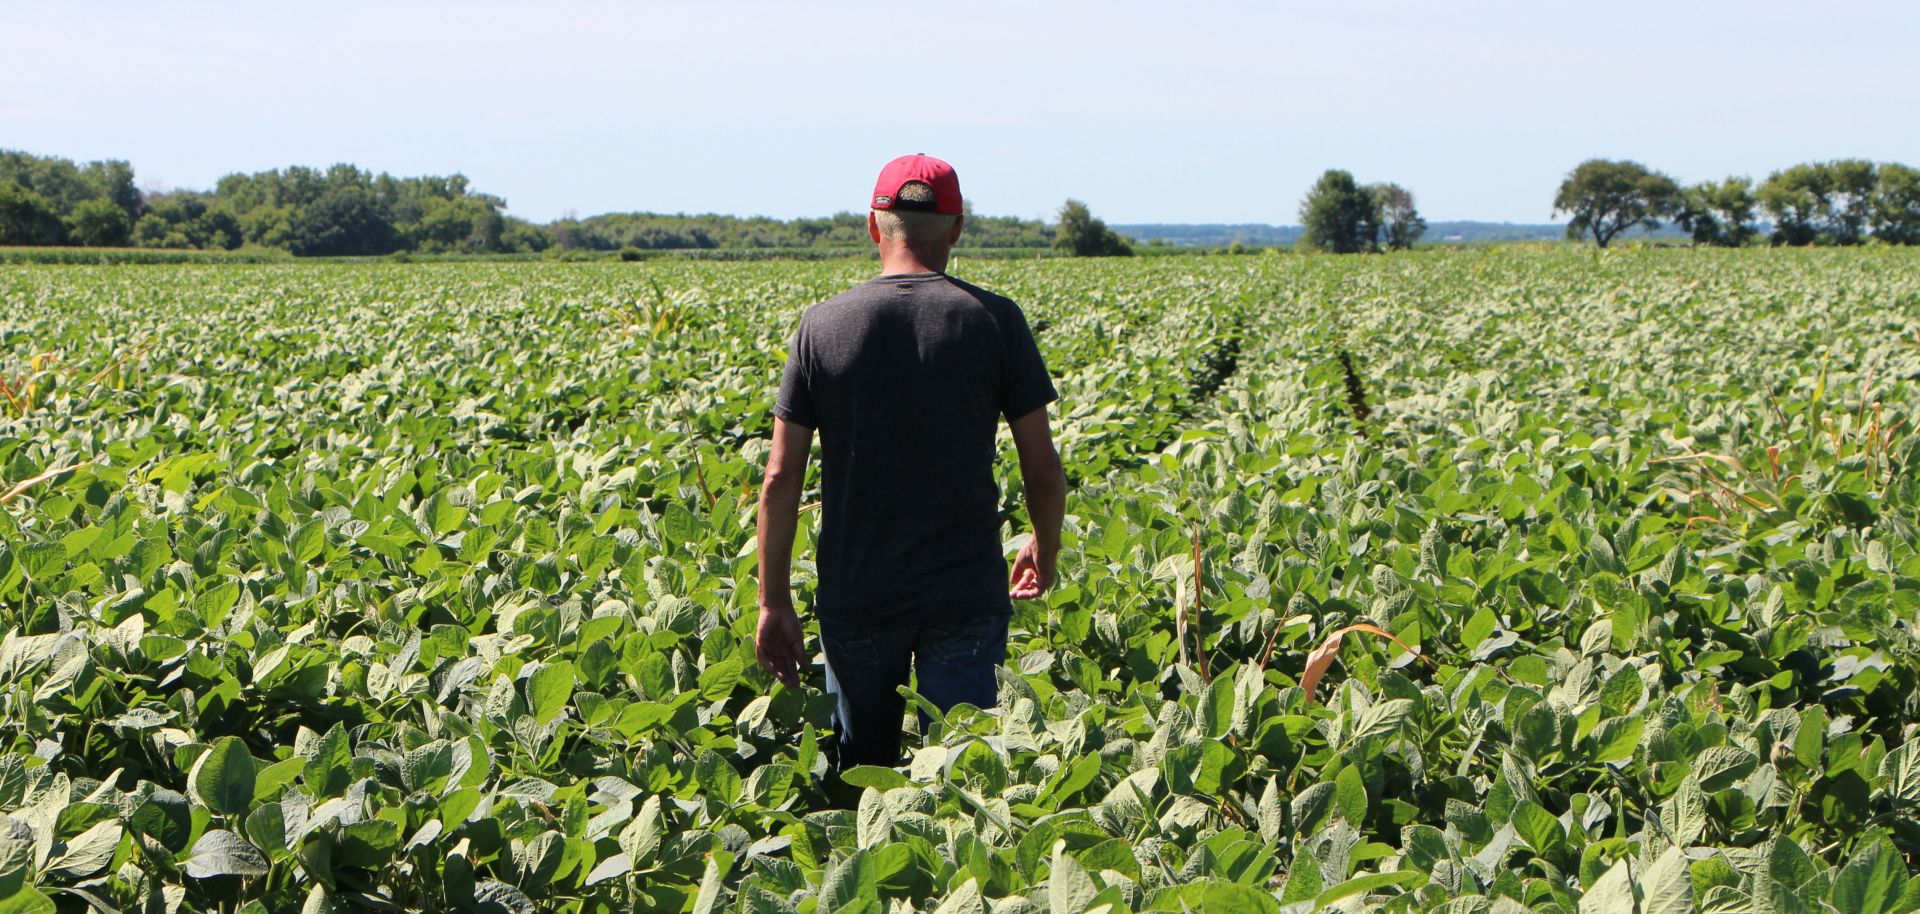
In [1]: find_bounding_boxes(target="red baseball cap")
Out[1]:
[871,154,963,215]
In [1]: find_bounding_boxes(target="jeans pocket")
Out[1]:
[915,613,1008,713]
[922,614,1009,667]
[822,634,880,681]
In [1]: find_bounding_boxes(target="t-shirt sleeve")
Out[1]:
[1000,303,1058,421]
[774,320,819,428]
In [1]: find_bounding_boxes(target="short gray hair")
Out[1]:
[873,181,959,246]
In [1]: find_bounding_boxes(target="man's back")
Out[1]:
[776,271,1055,627]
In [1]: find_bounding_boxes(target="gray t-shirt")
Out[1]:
[775,272,1057,627]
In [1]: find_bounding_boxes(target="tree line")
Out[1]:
[0,152,552,255]
[10,147,1916,257]
[554,207,1054,252]
[1553,158,1920,248]
[1274,157,1920,254]
[0,149,1061,255]
[0,148,1218,259]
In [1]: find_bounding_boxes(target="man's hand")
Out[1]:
[1009,538,1056,600]
[755,604,806,688]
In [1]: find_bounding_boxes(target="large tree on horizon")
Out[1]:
[1873,162,1920,245]
[1553,159,1680,248]
[1673,177,1758,247]
[1053,199,1133,257]
[1759,159,1880,246]
[1369,182,1426,250]
[1299,169,1381,254]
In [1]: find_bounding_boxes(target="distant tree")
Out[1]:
[1302,171,1383,254]
[1053,199,1133,256]
[278,166,328,209]
[1758,164,1825,246]
[1369,182,1426,250]
[500,217,553,253]
[239,203,298,249]
[1759,160,1880,246]
[958,213,1053,249]
[410,195,506,252]
[0,151,142,239]
[132,193,242,250]
[63,197,132,246]
[0,181,65,245]
[548,218,584,250]
[0,151,125,216]
[87,159,141,224]
[1873,162,1920,245]
[1299,170,1381,253]
[1673,177,1758,247]
[1824,159,1878,245]
[1552,159,1680,248]
[291,186,397,256]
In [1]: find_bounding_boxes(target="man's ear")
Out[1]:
[868,211,882,244]
[949,214,966,245]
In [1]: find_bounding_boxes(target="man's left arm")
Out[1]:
[755,417,812,688]
[1008,406,1065,599]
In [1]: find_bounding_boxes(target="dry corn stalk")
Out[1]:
[1,462,91,505]
[1189,527,1209,683]
[1298,623,1422,704]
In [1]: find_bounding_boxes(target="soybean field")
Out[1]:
[3,249,1920,914]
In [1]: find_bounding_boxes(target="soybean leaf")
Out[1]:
[190,737,258,816]
[527,661,576,726]
[184,830,269,879]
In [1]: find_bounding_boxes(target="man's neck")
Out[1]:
[877,247,949,276]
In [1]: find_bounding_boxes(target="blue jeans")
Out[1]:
[820,612,1009,769]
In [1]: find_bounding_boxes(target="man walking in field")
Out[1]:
[754,154,1067,770]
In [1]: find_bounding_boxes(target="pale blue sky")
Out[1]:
[5,1,1916,224]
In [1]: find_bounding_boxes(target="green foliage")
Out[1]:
[1053,199,1134,257]
[290,184,397,256]
[1552,158,1681,248]
[60,198,132,247]
[1760,162,1832,246]
[408,194,507,253]
[132,193,242,250]
[1873,163,1920,245]
[1,251,1919,912]
[553,208,1054,253]
[1,152,543,256]
[1300,170,1380,253]
[0,151,140,248]
[1370,182,1426,251]
[1674,177,1758,247]
[0,182,64,246]
[0,149,138,227]
[1756,159,1917,247]
[6,148,1053,257]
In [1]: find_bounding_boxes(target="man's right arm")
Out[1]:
[1008,406,1065,599]
[756,417,812,687]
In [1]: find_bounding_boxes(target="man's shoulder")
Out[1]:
[940,274,1019,310]
[802,275,1020,321]
[793,285,870,332]
[806,283,872,312]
